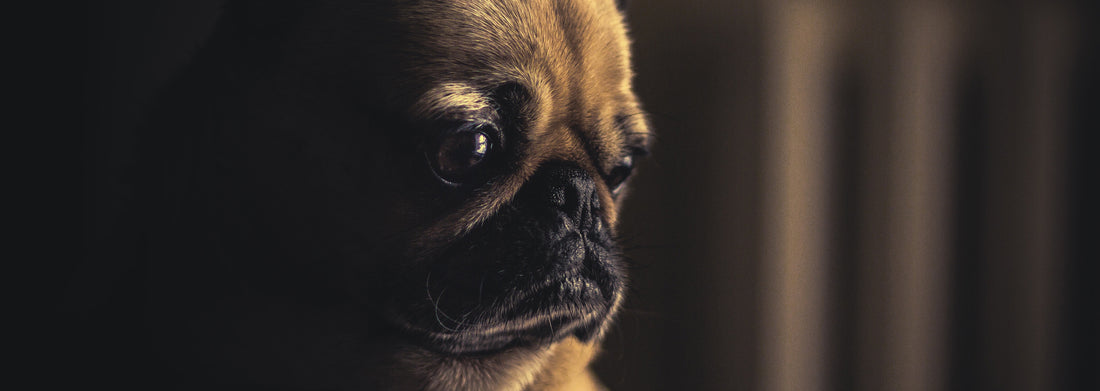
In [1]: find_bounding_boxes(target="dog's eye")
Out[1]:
[431,123,496,184]
[605,155,634,194]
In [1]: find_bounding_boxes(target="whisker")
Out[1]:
[425,271,459,332]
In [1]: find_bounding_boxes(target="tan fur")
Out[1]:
[528,338,605,391]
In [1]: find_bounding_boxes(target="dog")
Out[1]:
[125,0,650,389]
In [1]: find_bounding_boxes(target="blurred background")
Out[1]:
[81,0,1097,390]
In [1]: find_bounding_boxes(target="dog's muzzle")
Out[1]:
[386,162,625,355]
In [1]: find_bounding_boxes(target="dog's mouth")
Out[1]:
[380,230,625,355]
[384,268,622,355]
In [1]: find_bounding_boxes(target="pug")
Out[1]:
[127,0,650,390]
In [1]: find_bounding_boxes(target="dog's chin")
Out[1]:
[386,274,620,356]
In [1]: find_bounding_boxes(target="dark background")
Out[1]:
[74,1,1096,390]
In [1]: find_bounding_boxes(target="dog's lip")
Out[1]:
[383,275,617,355]
[392,309,607,356]
[497,275,601,310]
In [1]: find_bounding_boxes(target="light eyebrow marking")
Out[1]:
[414,82,494,121]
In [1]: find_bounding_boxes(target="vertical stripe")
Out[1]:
[882,3,956,391]
[760,2,838,391]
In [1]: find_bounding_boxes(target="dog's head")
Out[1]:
[143,0,648,388]
[363,0,650,356]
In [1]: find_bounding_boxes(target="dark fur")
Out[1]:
[105,1,649,389]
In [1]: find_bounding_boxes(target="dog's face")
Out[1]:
[365,0,650,357]
[145,0,648,389]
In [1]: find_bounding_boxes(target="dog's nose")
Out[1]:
[523,162,602,226]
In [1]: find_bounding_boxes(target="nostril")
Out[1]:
[549,182,584,215]
[549,185,568,208]
[562,185,582,214]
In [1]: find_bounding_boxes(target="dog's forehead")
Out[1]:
[399,0,629,84]
[402,0,646,167]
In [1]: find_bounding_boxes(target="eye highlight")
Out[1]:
[429,122,499,185]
